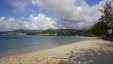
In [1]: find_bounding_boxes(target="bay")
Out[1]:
[0,35,87,56]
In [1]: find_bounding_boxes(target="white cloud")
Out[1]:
[29,14,57,30]
[0,17,30,31]
[32,0,112,29]
[0,14,57,31]
[1,0,113,31]
[0,17,5,22]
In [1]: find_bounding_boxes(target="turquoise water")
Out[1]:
[0,35,87,56]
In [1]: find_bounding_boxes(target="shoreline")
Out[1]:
[0,37,91,57]
[1,38,112,64]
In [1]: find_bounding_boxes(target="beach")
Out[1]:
[0,39,113,64]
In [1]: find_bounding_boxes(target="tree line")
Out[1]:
[91,1,113,40]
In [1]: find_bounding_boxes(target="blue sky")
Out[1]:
[0,0,57,20]
[0,0,101,19]
[86,0,101,6]
[0,0,112,31]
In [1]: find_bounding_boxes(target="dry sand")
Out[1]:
[0,39,113,64]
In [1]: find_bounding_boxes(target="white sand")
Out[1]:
[0,39,113,64]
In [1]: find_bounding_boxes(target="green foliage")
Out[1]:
[91,1,113,37]
[37,29,78,36]
[91,22,107,36]
[36,29,90,36]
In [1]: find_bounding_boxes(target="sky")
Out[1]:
[0,0,113,31]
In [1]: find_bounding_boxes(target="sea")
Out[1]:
[0,35,87,56]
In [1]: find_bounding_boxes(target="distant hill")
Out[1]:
[36,29,92,36]
[0,29,93,36]
[0,29,42,35]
